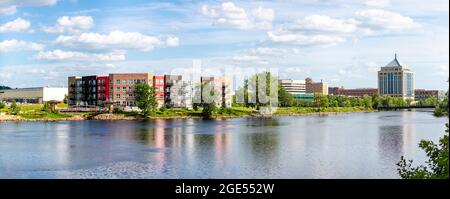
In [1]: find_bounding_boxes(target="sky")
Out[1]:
[0,0,448,90]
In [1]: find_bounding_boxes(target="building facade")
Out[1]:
[153,75,165,107]
[378,54,414,100]
[68,76,82,105]
[108,73,153,107]
[279,79,306,95]
[414,89,446,101]
[164,75,193,108]
[328,87,378,97]
[0,87,68,103]
[96,76,110,106]
[305,78,328,95]
[81,75,98,106]
[200,76,232,108]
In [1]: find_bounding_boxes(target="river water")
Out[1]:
[0,110,447,179]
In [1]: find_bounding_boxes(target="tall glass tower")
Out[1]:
[377,54,415,100]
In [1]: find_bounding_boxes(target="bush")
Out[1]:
[10,101,20,115]
[0,101,5,109]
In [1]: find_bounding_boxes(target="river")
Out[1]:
[0,110,447,179]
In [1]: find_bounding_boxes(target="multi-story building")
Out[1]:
[279,79,306,94]
[81,75,98,106]
[164,75,193,108]
[414,89,446,101]
[108,73,153,107]
[200,76,232,108]
[153,75,165,107]
[0,87,68,104]
[328,87,378,97]
[305,78,328,95]
[68,76,82,106]
[378,54,414,100]
[96,76,109,106]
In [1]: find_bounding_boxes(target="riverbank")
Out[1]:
[0,106,375,122]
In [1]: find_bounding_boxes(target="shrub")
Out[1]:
[0,101,5,109]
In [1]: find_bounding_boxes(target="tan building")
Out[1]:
[200,76,232,108]
[305,78,328,95]
[108,73,153,107]
[279,79,306,94]
[378,54,414,100]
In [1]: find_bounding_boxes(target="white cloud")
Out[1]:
[0,6,16,15]
[232,55,269,65]
[0,18,31,33]
[34,49,126,62]
[436,64,449,77]
[201,2,274,30]
[54,31,179,51]
[43,16,94,34]
[0,0,58,15]
[285,15,358,34]
[166,36,180,47]
[249,47,300,57]
[355,9,420,33]
[0,39,44,53]
[268,31,345,46]
[365,0,390,7]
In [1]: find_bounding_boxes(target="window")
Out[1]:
[116,80,121,84]
[117,86,120,91]
[123,87,126,91]
[129,80,133,84]
[123,80,127,84]
[116,94,120,98]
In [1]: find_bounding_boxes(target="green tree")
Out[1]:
[63,94,68,104]
[202,102,216,118]
[0,101,5,109]
[314,94,329,109]
[10,101,20,115]
[362,95,373,109]
[134,83,157,116]
[397,123,449,179]
[278,86,295,107]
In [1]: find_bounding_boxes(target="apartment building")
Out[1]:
[164,75,193,109]
[200,76,232,108]
[68,76,82,105]
[153,75,165,107]
[108,73,153,107]
[279,79,306,94]
[96,76,110,106]
[81,75,98,106]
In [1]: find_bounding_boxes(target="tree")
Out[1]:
[63,94,68,104]
[0,85,11,90]
[0,101,5,109]
[134,83,157,116]
[278,86,295,107]
[314,94,329,109]
[10,101,20,115]
[397,124,449,179]
[202,101,216,118]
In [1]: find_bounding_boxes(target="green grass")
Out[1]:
[274,106,372,115]
[19,112,73,119]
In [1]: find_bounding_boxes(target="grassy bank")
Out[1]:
[274,106,373,115]
[1,104,375,122]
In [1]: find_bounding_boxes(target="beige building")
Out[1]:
[305,78,328,95]
[378,54,414,100]
[279,79,306,94]
[0,87,68,103]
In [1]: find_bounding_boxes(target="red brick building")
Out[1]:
[153,75,165,106]
[96,76,109,106]
[329,87,378,97]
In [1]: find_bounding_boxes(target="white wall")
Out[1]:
[43,87,68,102]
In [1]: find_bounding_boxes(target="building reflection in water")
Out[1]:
[377,121,416,164]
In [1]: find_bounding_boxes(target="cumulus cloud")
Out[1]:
[249,47,300,57]
[0,39,45,53]
[284,15,358,34]
[0,18,31,33]
[201,2,274,30]
[54,31,180,51]
[34,49,126,62]
[365,0,390,7]
[268,31,345,46]
[355,9,420,34]
[43,16,94,34]
[0,0,58,15]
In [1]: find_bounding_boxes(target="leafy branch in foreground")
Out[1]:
[397,123,449,179]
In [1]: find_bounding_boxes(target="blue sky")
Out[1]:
[0,0,448,90]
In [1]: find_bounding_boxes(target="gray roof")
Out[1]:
[385,54,402,67]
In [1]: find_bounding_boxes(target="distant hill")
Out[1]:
[0,85,11,90]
